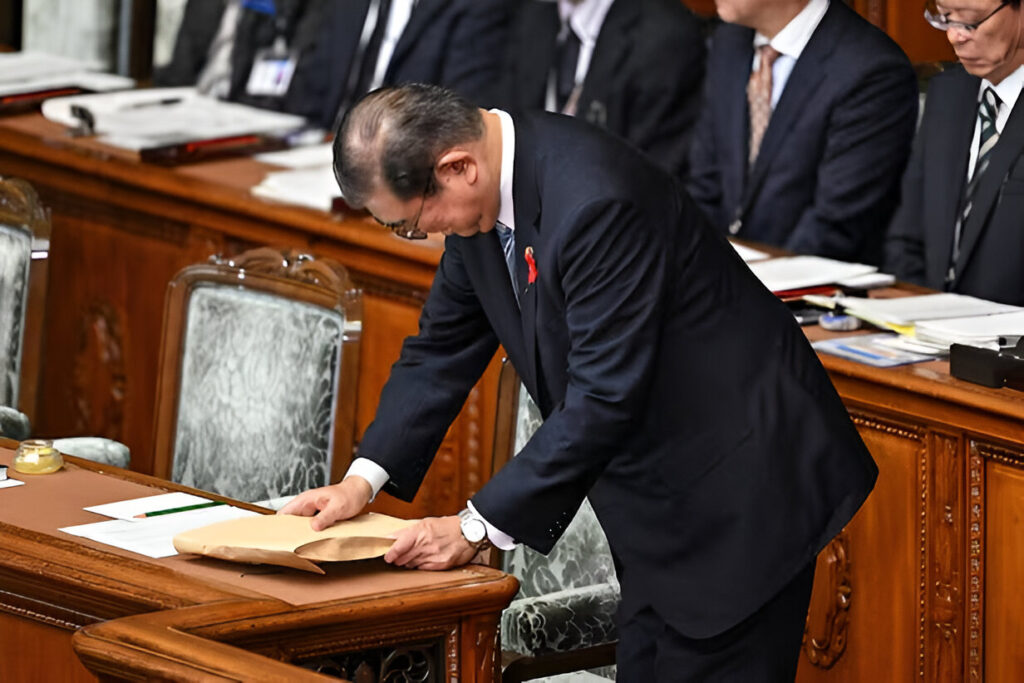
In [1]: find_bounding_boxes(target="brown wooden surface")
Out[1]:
[0,443,518,682]
[0,112,501,521]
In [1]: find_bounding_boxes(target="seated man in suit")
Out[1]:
[498,0,706,178]
[687,0,919,265]
[886,0,1024,305]
[157,0,514,129]
[282,83,878,680]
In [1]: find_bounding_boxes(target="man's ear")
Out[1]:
[436,150,478,186]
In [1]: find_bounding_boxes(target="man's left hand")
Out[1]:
[384,516,478,570]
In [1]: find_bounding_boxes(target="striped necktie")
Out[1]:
[495,222,519,305]
[947,86,1001,287]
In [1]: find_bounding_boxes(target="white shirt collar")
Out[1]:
[754,0,829,59]
[557,0,616,46]
[981,64,1024,115]
[491,109,517,232]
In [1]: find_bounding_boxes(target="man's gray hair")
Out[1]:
[333,84,485,208]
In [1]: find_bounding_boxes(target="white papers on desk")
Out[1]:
[834,293,1020,326]
[747,256,877,292]
[41,87,306,151]
[255,142,332,168]
[0,478,25,489]
[84,491,213,522]
[0,52,135,98]
[60,504,258,559]
[915,311,1024,351]
[251,165,339,211]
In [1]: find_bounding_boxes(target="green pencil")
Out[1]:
[134,500,226,518]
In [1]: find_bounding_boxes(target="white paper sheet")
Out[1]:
[84,491,214,521]
[914,311,1024,350]
[251,165,340,211]
[0,478,25,489]
[60,505,259,559]
[255,143,333,169]
[839,293,1021,325]
[747,256,877,292]
[0,52,135,96]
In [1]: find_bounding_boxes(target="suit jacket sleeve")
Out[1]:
[686,57,726,230]
[438,0,517,108]
[884,106,929,283]
[356,239,500,500]
[472,199,671,553]
[783,59,918,263]
[621,18,705,179]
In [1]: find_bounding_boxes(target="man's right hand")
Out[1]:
[277,476,373,531]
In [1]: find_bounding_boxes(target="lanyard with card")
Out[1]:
[247,36,298,97]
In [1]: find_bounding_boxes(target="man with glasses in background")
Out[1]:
[284,83,878,680]
[886,1,1024,305]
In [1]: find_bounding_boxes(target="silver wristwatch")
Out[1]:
[457,508,492,552]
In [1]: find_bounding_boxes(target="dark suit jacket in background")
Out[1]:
[357,112,876,639]
[156,0,515,129]
[687,0,917,265]
[886,64,1024,305]
[498,0,706,178]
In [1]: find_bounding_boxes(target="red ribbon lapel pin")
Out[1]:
[524,246,537,285]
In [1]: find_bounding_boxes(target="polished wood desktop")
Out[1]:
[0,442,518,682]
[2,112,1023,682]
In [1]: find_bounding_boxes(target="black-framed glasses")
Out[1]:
[374,174,434,240]
[925,1,1010,34]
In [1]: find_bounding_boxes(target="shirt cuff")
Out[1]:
[467,500,516,550]
[344,458,389,502]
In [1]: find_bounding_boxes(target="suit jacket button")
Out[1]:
[728,219,742,235]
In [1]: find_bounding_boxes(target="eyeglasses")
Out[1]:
[374,174,434,240]
[925,1,1010,34]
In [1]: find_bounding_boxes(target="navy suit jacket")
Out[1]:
[886,65,1024,305]
[156,0,514,128]
[498,0,705,178]
[357,112,876,638]
[687,0,917,265]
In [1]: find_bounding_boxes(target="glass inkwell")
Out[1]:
[13,439,63,474]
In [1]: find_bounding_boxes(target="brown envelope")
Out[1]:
[172,512,416,574]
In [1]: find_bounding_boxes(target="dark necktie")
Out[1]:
[555,25,581,113]
[333,0,393,128]
[747,44,781,167]
[495,222,519,305]
[947,86,1001,287]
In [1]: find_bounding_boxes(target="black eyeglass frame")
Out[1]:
[373,173,436,241]
[924,1,1011,34]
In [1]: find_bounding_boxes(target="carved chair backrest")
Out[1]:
[152,248,362,503]
[0,177,49,418]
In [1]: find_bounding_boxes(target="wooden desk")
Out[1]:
[0,113,500,520]
[0,443,518,682]
[798,320,1024,683]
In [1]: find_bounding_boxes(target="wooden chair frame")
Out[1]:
[151,247,362,489]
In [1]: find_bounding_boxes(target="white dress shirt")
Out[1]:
[369,0,417,91]
[545,0,616,113]
[967,65,1024,181]
[345,109,519,550]
[752,0,829,108]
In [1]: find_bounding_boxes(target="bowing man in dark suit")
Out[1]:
[498,0,705,178]
[687,0,918,265]
[886,0,1024,305]
[281,84,877,680]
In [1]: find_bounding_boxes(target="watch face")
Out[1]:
[461,517,487,543]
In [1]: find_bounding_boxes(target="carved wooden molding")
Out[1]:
[966,441,989,682]
[71,303,126,439]
[928,433,963,683]
[465,384,484,498]
[349,268,430,307]
[803,531,852,668]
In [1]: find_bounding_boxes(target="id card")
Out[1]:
[246,47,298,97]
